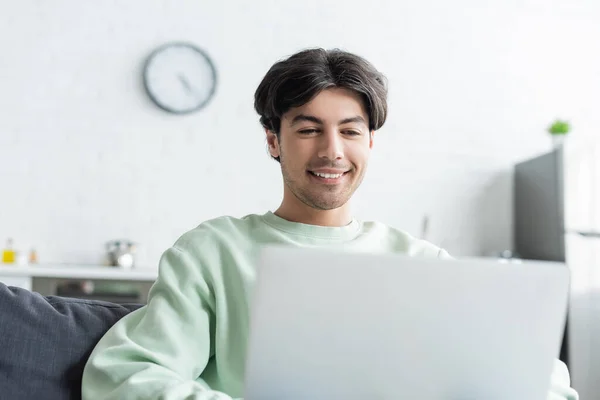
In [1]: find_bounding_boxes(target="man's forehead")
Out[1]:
[284,105,368,126]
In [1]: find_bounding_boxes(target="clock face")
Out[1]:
[143,43,217,114]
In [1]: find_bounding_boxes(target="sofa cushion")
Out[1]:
[0,282,142,400]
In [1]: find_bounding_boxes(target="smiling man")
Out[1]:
[82,48,578,400]
[266,87,373,226]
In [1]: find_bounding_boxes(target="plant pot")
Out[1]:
[551,134,566,148]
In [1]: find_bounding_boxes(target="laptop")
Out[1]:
[244,246,570,400]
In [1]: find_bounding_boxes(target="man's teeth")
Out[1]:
[312,172,343,179]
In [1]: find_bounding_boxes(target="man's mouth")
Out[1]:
[310,171,345,179]
[307,170,350,183]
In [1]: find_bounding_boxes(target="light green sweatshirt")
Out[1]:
[82,212,578,400]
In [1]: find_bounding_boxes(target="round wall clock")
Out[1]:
[143,42,217,114]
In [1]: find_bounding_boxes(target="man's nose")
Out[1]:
[317,130,343,161]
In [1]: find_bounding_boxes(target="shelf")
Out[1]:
[0,264,157,281]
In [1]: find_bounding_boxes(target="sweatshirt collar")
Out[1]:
[261,211,362,241]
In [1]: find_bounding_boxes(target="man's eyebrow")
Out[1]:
[290,114,323,126]
[290,114,367,126]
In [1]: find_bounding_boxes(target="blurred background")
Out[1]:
[0,0,599,397]
[1,0,598,265]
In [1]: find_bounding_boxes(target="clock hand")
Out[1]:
[177,74,193,94]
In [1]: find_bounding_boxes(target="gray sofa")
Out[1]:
[0,282,142,399]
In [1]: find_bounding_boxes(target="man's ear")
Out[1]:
[266,129,281,159]
[369,130,375,149]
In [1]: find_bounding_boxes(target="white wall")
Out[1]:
[1,0,599,267]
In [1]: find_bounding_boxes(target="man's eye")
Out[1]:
[299,129,318,135]
[344,130,361,136]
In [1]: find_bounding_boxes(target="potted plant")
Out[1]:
[548,119,570,148]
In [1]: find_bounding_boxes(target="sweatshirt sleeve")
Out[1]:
[437,248,578,400]
[81,245,238,400]
[547,360,579,400]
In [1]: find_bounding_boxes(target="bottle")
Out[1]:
[2,238,16,264]
[29,248,38,264]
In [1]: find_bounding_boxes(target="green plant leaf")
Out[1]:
[548,119,570,135]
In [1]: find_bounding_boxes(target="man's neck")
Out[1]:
[274,201,353,227]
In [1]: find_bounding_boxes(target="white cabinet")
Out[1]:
[0,264,157,302]
[563,141,600,399]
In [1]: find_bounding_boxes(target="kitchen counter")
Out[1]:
[0,264,157,281]
[0,264,158,296]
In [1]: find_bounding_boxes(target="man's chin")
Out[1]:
[304,196,350,211]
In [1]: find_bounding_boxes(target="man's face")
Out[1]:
[267,88,374,211]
